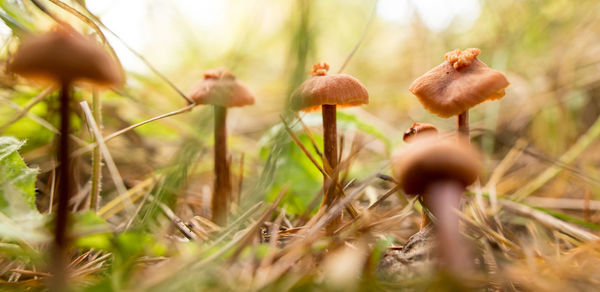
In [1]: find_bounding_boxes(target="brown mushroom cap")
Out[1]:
[290,62,369,112]
[8,26,123,86]
[409,48,509,118]
[403,122,438,143]
[392,137,481,195]
[189,67,255,108]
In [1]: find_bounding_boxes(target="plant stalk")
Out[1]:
[213,105,231,225]
[90,90,102,212]
[322,104,341,233]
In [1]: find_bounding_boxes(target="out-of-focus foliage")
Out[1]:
[0,136,37,213]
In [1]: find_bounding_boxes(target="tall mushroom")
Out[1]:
[8,25,123,288]
[409,48,509,140]
[402,122,438,229]
[392,137,481,272]
[290,62,369,232]
[189,67,255,225]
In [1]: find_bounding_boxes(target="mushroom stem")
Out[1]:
[457,111,469,141]
[321,104,341,232]
[53,80,72,290]
[423,180,471,274]
[213,105,231,225]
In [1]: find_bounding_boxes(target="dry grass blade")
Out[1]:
[305,174,376,239]
[500,199,600,242]
[142,191,286,291]
[0,86,54,132]
[90,90,102,212]
[124,189,152,231]
[336,0,378,74]
[147,195,197,240]
[339,134,366,186]
[188,216,220,241]
[335,184,409,235]
[228,185,289,260]
[70,252,112,278]
[8,269,51,278]
[249,179,374,289]
[281,116,325,174]
[207,201,262,248]
[48,167,56,214]
[368,184,403,210]
[486,138,527,190]
[512,114,600,201]
[80,101,132,213]
[98,175,157,219]
[294,112,324,159]
[525,196,600,211]
[73,103,196,157]
[0,96,87,146]
[67,250,93,269]
[456,207,520,252]
[103,103,196,142]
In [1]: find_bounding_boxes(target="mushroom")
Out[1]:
[409,48,509,140]
[189,67,255,225]
[403,122,438,144]
[392,137,481,272]
[8,25,123,287]
[402,122,438,229]
[290,62,368,232]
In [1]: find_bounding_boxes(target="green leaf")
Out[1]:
[0,137,48,247]
[115,232,167,258]
[73,211,113,250]
[0,136,38,215]
[258,112,391,214]
[261,131,322,215]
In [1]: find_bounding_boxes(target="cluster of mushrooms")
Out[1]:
[7,25,509,281]
[396,48,509,273]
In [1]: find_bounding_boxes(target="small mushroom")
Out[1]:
[290,62,368,232]
[402,122,438,229]
[392,137,481,273]
[8,25,123,288]
[189,67,255,225]
[403,122,438,144]
[409,48,509,139]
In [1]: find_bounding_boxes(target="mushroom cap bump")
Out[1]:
[392,138,482,195]
[189,67,255,108]
[403,122,438,143]
[409,48,509,118]
[290,62,369,112]
[8,26,123,86]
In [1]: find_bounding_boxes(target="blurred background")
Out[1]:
[1,0,600,222]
